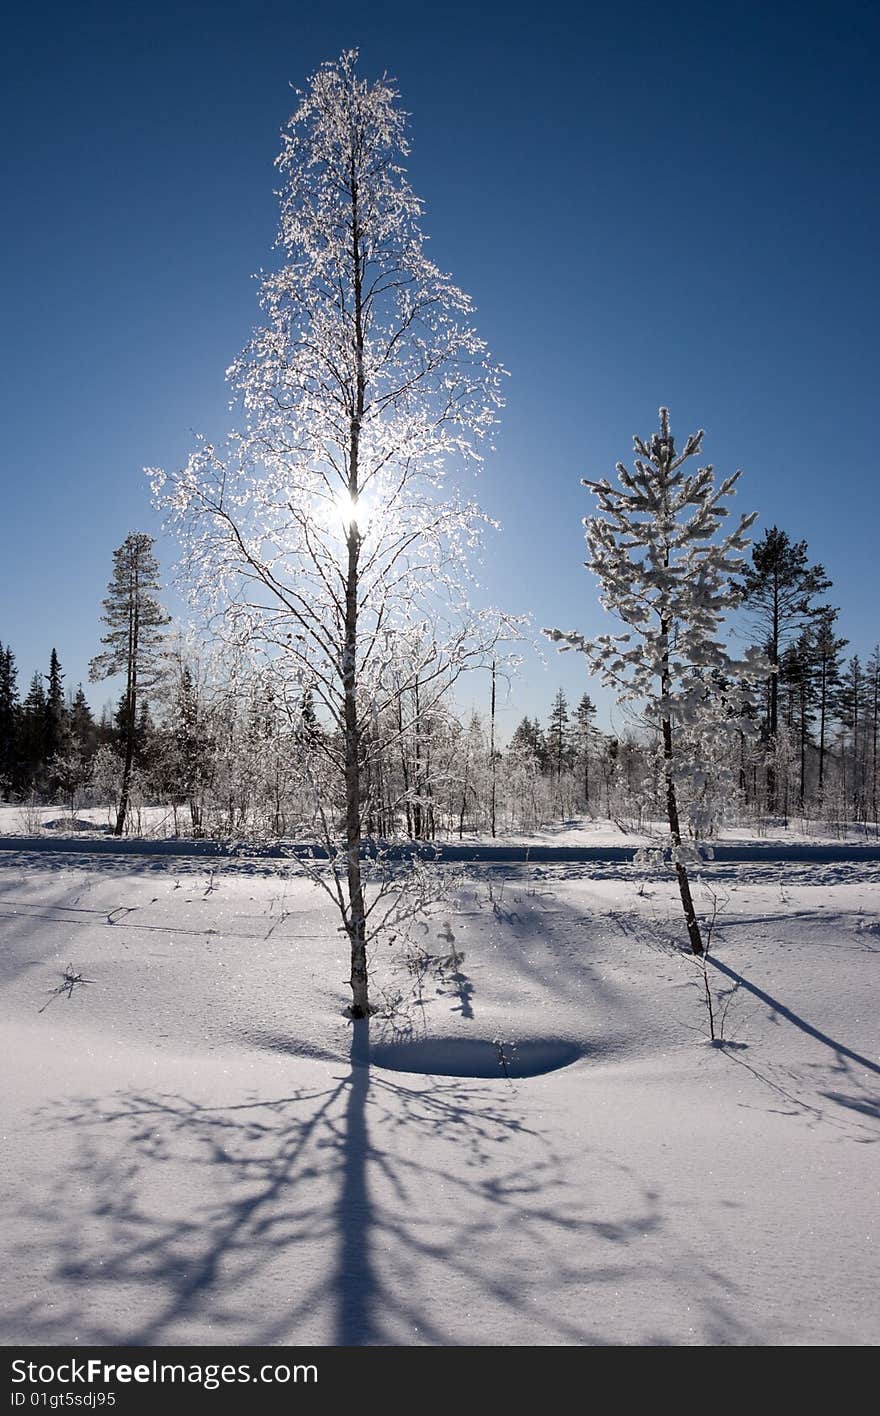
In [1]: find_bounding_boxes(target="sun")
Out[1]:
[334,488,367,534]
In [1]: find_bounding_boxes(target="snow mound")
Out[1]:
[369,1036,583,1078]
[235,1028,342,1064]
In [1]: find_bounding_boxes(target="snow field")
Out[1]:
[1,850,877,1346]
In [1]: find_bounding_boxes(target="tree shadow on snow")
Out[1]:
[704,957,880,1139]
[707,955,880,1078]
[2,1018,761,1348]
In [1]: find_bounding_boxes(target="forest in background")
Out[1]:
[1,522,876,842]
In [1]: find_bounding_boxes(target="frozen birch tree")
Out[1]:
[546,409,762,955]
[151,51,507,1016]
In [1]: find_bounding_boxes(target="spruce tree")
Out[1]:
[44,648,67,778]
[509,717,547,773]
[89,533,170,835]
[295,687,322,751]
[574,692,598,810]
[547,688,573,819]
[21,673,47,792]
[0,643,20,799]
[53,684,97,813]
[68,686,97,760]
[547,690,572,777]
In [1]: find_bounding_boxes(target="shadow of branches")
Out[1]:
[1,1019,758,1347]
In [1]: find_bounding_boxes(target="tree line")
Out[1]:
[1,519,876,840]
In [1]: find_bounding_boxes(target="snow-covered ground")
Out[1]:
[1,847,878,1346]
[1,804,876,848]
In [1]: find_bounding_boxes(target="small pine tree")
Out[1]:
[547,407,762,955]
[68,686,97,759]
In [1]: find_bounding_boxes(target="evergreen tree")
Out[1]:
[20,672,48,791]
[509,717,547,772]
[68,686,97,760]
[172,666,215,833]
[0,643,20,798]
[89,533,170,835]
[44,648,67,765]
[866,645,880,825]
[294,686,323,750]
[812,608,847,799]
[547,407,761,955]
[779,632,815,809]
[52,684,97,813]
[546,688,573,819]
[97,703,116,749]
[737,526,832,810]
[836,655,870,821]
[547,689,572,777]
[136,699,155,766]
[574,692,599,810]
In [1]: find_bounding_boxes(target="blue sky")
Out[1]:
[2,0,877,736]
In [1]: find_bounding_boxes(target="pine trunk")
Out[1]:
[662,713,703,955]
[660,599,702,955]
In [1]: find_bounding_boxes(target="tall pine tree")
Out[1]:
[737,527,832,811]
[89,533,170,835]
[812,608,847,799]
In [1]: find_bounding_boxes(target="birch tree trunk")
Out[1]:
[344,157,369,1018]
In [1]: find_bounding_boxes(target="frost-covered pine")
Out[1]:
[151,51,508,1015]
[546,408,763,954]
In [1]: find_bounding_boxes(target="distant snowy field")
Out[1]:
[0,804,876,848]
[1,847,878,1346]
